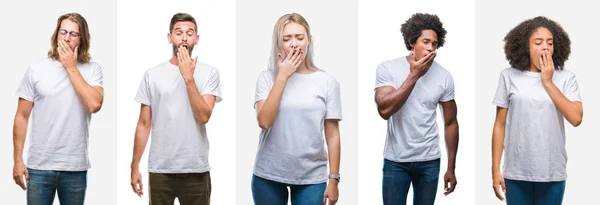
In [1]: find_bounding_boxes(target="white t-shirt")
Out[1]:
[375,57,455,162]
[493,67,581,182]
[16,58,103,171]
[135,61,222,173]
[253,70,342,185]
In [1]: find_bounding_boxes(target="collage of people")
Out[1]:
[1,0,597,204]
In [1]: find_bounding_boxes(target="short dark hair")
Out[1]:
[504,16,571,71]
[170,13,197,33]
[400,13,447,51]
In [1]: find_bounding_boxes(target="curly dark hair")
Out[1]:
[504,16,571,71]
[400,13,447,51]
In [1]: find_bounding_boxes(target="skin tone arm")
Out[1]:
[375,51,436,120]
[539,50,583,127]
[492,107,508,201]
[440,100,459,195]
[12,99,33,190]
[130,105,152,197]
[175,46,216,125]
[323,119,341,205]
[57,40,103,113]
[256,47,304,129]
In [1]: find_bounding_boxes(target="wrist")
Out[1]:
[275,75,288,84]
[183,76,195,84]
[328,179,339,186]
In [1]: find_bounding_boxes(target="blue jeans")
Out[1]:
[505,178,565,205]
[26,168,87,205]
[251,175,326,205]
[382,158,440,205]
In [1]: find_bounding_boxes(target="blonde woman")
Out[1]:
[252,13,341,205]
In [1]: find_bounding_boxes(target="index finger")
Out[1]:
[494,185,505,201]
[17,175,26,190]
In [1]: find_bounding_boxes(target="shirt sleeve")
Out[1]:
[564,72,581,102]
[15,67,35,102]
[254,71,272,109]
[375,63,395,89]
[135,71,152,106]
[440,72,455,102]
[325,78,343,120]
[88,63,103,87]
[202,67,222,103]
[492,72,509,108]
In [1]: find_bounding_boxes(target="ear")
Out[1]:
[195,34,200,45]
[167,33,173,44]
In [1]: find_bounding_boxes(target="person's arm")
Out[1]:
[13,98,33,190]
[540,51,582,126]
[375,52,436,120]
[177,47,217,125]
[130,104,152,197]
[256,47,303,129]
[492,107,508,201]
[323,119,340,205]
[440,100,459,195]
[57,41,103,113]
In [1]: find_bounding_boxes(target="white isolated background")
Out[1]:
[475,0,600,204]
[117,0,235,204]
[358,0,476,204]
[0,0,118,204]
[236,0,359,204]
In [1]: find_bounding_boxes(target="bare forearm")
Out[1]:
[185,80,212,125]
[377,74,419,119]
[257,77,287,129]
[13,116,28,163]
[131,126,150,169]
[67,69,103,113]
[444,121,459,170]
[491,125,505,173]
[543,82,583,126]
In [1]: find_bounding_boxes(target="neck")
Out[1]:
[295,61,314,74]
[169,55,179,66]
[528,64,540,72]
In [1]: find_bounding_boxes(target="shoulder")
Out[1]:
[258,70,275,81]
[195,61,218,72]
[315,70,340,87]
[378,57,405,69]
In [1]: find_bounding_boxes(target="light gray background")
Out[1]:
[0,0,117,204]
[236,0,358,204]
[475,0,600,204]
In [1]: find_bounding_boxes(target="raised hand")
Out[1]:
[177,46,198,82]
[540,50,555,84]
[276,46,303,80]
[407,50,436,78]
[57,40,78,71]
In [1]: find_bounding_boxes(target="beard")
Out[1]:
[172,43,194,56]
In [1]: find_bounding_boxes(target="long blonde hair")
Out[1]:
[268,13,317,74]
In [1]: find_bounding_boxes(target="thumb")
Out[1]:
[25,169,29,182]
[193,56,198,64]
[74,46,79,55]
[323,196,327,205]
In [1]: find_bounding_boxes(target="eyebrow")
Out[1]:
[533,38,553,41]
[283,34,305,37]
[175,28,196,32]
[422,38,438,42]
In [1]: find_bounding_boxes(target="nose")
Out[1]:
[182,35,188,42]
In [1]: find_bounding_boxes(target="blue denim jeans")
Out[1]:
[505,178,566,205]
[26,168,87,205]
[382,158,440,205]
[251,175,326,205]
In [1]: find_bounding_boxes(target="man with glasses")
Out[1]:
[12,13,103,205]
[129,13,221,205]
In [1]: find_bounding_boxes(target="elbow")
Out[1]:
[196,115,210,125]
[257,118,272,130]
[88,103,102,113]
[378,109,391,120]
[569,117,582,127]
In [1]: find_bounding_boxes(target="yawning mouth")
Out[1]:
[180,44,188,49]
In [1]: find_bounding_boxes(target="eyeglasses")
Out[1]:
[57,29,81,38]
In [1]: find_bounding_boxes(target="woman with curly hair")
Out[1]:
[491,16,583,205]
[375,13,459,205]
